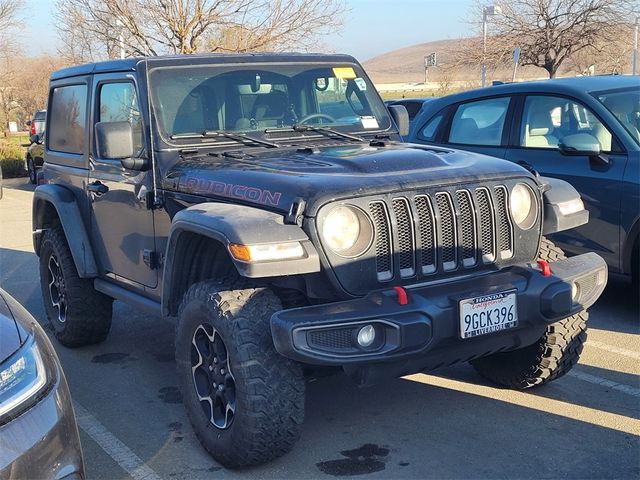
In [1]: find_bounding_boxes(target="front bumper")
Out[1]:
[271,252,607,373]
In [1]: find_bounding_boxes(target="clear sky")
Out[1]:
[22,0,474,61]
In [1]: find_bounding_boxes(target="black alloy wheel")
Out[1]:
[47,254,67,324]
[191,324,236,429]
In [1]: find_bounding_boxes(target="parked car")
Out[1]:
[33,54,606,468]
[385,97,436,123]
[0,287,84,479]
[25,132,44,184]
[26,110,46,138]
[407,76,640,283]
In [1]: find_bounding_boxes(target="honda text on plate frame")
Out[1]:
[459,290,518,339]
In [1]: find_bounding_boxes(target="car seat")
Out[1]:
[252,90,287,127]
[524,108,558,148]
[450,117,480,144]
[173,86,218,134]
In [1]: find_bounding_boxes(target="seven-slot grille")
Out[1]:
[369,186,514,282]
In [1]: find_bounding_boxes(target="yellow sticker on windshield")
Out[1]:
[333,67,357,79]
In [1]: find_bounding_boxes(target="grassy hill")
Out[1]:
[363,38,550,86]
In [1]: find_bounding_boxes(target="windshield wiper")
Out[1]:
[170,130,279,148]
[264,125,365,143]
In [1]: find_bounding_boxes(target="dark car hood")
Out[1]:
[0,290,26,363]
[164,142,532,216]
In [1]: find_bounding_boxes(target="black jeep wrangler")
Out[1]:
[33,53,607,468]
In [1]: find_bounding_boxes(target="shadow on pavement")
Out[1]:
[2,177,36,192]
[588,277,639,335]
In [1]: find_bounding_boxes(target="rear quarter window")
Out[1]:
[48,85,88,155]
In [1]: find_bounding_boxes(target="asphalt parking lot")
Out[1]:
[1,178,638,479]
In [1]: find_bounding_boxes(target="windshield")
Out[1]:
[148,63,391,142]
[595,88,640,146]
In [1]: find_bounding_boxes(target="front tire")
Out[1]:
[175,281,305,468]
[39,227,113,347]
[470,237,588,389]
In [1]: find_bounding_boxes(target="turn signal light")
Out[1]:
[228,242,305,263]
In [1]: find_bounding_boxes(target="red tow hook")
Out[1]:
[393,286,409,305]
[537,259,553,276]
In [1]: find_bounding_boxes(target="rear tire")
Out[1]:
[27,156,36,184]
[470,237,588,389]
[175,280,305,468]
[39,227,113,347]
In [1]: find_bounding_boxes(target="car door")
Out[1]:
[504,94,628,271]
[88,74,158,288]
[416,96,513,159]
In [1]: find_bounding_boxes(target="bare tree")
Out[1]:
[55,0,345,63]
[469,0,638,78]
[0,0,22,134]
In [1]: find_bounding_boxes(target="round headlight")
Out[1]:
[321,205,373,257]
[510,183,538,230]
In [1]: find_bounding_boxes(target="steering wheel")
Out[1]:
[297,113,336,125]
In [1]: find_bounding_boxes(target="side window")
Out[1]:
[448,97,510,146]
[419,113,444,141]
[98,82,144,157]
[520,96,613,152]
[48,85,87,155]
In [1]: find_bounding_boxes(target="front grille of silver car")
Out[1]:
[368,186,514,282]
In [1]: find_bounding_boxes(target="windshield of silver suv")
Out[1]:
[148,63,392,142]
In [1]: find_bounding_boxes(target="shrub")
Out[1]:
[1,158,27,178]
[0,140,27,178]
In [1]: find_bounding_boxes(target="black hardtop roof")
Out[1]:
[50,52,360,81]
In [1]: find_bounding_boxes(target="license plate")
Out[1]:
[459,291,518,339]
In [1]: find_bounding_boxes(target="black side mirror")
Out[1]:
[25,120,31,126]
[95,121,148,170]
[388,104,410,137]
[30,134,41,144]
[558,133,609,166]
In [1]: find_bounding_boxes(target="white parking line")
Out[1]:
[73,401,162,480]
[586,340,640,361]
[568,370,640,398]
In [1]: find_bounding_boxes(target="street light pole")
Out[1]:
[482,10,487,87]
[481,5,501,88]
[116,18,125,59]
[633,17,639,76]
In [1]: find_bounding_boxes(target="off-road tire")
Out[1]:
[470,236,588,390]
[27,156,36,184]
[39,227,113,347]
[175,280,305,468]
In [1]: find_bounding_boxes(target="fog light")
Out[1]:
[571,282,580,302]
[356,325,376,348]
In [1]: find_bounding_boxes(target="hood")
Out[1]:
[163,142,532,216]
[0,290,25,363]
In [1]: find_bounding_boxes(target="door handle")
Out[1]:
[87,181,109,195]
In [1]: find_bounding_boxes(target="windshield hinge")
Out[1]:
[285,198,306,225]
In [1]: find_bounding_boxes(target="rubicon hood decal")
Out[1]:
[184,178,282,206]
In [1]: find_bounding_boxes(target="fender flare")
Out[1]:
[540,177,589,235]
[32,184,98,278]
[162,203,320,314]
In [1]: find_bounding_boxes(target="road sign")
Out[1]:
[425,52,437,67]
[513,47,521,64]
